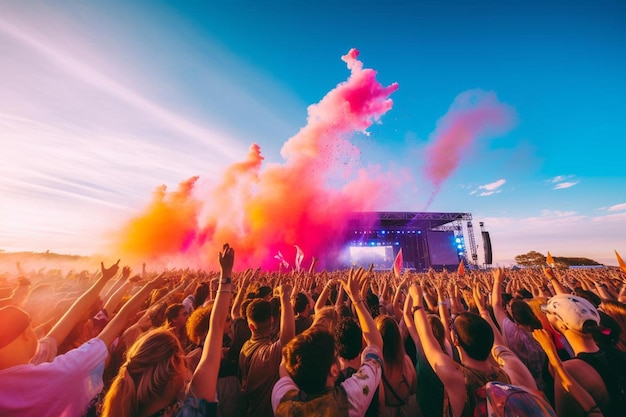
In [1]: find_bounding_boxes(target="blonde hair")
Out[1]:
[102,328,187,417]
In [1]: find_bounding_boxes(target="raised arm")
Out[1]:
[491,268,508,330]
[543,266,568,295]
[97,272,165,347]
[47,260,120,346]
[278,283,296,347]
[315,278,336,314]
[103,266,133,314]
[341,268,383,350]
[231,269,253,320]
[409,282,463,394]
[190,244,234,402]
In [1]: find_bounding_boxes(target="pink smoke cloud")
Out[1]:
[114,49,400,270]
[423,90,516,206]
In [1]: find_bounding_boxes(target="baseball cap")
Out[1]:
[541,294,600,332]
[0,306,31,350]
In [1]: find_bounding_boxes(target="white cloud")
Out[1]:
[479,190,501,197]
[607,203,626,212]
[553,181,579,190]
[480,179,506,191]
[472,179,505,196]
[549,175,570,183]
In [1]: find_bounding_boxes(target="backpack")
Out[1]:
[473,382,556,417]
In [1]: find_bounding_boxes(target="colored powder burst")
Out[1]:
[115,49,400,270]
[423,89,517,207]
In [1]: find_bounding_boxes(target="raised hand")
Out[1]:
[341,267,367,302]
[492,267,505,284]
[219,243,234,276]
[101,259,121,281]
[472,283,487,312]
[409,282,425,306]
[121,266,132,280]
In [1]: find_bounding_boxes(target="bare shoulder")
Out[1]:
[562,358,603,383]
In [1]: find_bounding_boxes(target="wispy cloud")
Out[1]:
[547,174,579,190]
[553,181,579,190]
[607,203,626,212]
[549,175,570,183]
[471,179,506,196]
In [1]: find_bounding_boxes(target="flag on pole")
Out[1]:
[457,259,465,277]
[294,245,304,272]
[546,251,555,268]
[393,248,403,278]
[274,251,289,269]
[615,250,626,273]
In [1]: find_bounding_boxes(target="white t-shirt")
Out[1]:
[271,345,382,417]
[0,337,108,417]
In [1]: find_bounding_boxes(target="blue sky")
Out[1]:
[1,0,625,266]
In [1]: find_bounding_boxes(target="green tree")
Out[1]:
[515,251,546,267]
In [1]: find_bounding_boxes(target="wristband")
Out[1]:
[412,305,424,313]
[220,277,231,285]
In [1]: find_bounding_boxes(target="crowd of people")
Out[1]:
[1,246,626,417]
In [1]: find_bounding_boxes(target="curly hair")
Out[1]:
[186,303,213,345]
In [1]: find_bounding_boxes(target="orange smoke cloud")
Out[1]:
[115,49,400,270]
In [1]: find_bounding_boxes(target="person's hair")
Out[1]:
[337,304,353,320]
[102,328,187,417]
[186,303,213,345]
[526,297,550,332]
[257,286,272,299]
[598,300,626,351]
[375,315,405,369]
[515,288,533,300]
[150,287,168,306]
[241,299,253,319]
[164,304,185,327]
[428,314,446,352]
[148,302,168,328]
[246,299,271,328]
[451,312,494,361]
[270,296,280,320]
[510,299,543,330]
[312,306,338,333]
[283,327,336,395]
[574,288,602,308]
[366,293,380,318]
[334,317,362,360]
[294,293,309,314]
[194,283,210,307]
[502,293,513,308]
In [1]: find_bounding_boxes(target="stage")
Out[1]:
[338,212,491,272]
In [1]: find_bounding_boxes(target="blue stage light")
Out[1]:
[457,244,462,249]
[381,230,385,235]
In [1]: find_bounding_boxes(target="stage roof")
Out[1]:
[347,211,472,230]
